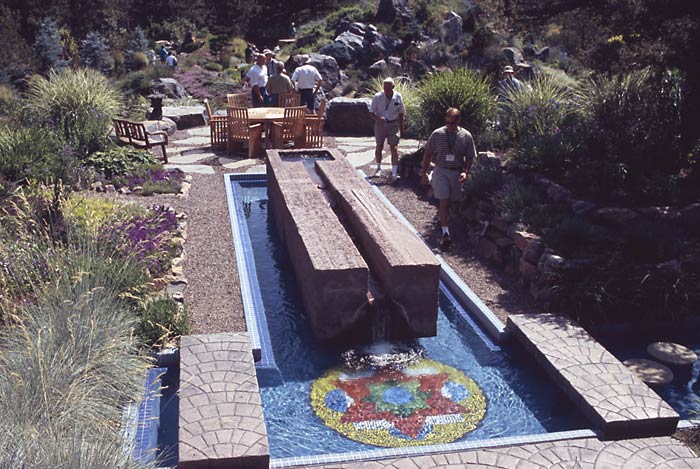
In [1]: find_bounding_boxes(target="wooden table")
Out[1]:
[246,107,285,124]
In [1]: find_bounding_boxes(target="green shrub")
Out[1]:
[131,51,149,70]
[491,179,543,223]
[582,68,685,201]
[136,296,191,348]
[63,194,146,238]
[25,69,122,158]
[0,126,64,196]
[499,74,583,145]
[83,146,159,179]
[462,157,504,198]
[203,62,223,72]
[545,217,614,258]
[416,68,495,140]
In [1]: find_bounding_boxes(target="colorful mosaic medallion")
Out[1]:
[310,358,486,447]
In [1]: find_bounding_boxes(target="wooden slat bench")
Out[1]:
[112,118,169,163]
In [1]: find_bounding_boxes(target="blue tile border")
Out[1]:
[129,367,166,466]
[224,172,282,384]
[269,428,598,468]
[361,170,507,344]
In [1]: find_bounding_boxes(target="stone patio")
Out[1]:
[179,333,269,469]
[508,314,679,439]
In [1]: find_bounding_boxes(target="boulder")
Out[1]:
[546,181,571,202]
[441,11,463,44]
[368,57,403,78]
[538,250,565,275]
[162,105,206,129]
[593,207,639,225]
[150,78,188,99]
[376,0,417,25]
[325,98,373,135]
[319,41,353,68]
[638,206,681,223]
[502,47,525,66]
[286,54,341,94]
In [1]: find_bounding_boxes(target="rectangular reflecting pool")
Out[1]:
[227,176,590,462]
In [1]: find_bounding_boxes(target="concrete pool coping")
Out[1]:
[183,170,693,468]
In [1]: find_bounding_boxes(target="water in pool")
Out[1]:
[237,182,586,458]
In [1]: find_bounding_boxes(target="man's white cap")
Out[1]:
[383,76,394,84]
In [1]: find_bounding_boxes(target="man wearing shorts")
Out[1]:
[420,107,477,248]
[370,77,405,180]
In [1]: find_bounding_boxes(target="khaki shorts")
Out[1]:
[374,120,400,147]
[431,165,463,201]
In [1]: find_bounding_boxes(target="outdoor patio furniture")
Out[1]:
[227,93,249,108]
[279,92,301,108]
[204,99,228,149]
[315,97,327,117]
[271,106,306,149]
[227,106,263,158]
[112,118,168,163]
[304,115,324,148]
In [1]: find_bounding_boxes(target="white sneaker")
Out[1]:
[371,167,381,178]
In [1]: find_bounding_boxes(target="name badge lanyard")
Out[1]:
[446,132,457,162]
[385,95,392,119]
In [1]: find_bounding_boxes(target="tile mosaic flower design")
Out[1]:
[311,359,486,447]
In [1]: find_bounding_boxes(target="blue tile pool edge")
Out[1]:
[269,428,598,468]
[224,172,281,383]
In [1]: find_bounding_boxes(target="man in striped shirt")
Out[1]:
[420,107,477,249]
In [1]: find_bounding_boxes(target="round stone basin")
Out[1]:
[647,342,698,366]
[623,358,674,385]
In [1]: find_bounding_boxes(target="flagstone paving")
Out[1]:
[335,137,422,168]
[165,163,215,175]
[308,436,700,468]
[179,333,269,469]
[508,314,679,439]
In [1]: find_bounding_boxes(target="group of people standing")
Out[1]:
[369,76,477,249]
[242,51,322,111]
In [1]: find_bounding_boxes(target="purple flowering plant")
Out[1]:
[100,205,179,276]
[113,165,184,195]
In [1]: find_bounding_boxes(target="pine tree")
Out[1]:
[79,32,114,76]
[33,17,68,74]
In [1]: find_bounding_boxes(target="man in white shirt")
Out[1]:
[243,54,269,107]
[291,55,323,111]
[369,77,405,180]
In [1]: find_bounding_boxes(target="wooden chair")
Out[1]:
[304,116,324,148]
[227,106,263,158]
[227,93,249,108]
[112,118,168,163]
[279,92,301,108]
[315,97,327,117]
[271,106,307,149]
[204,99,228,149]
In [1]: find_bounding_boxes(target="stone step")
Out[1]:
[179,333,269,469]
[507,314,679,439]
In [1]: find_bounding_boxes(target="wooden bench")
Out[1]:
[112,119,169,163]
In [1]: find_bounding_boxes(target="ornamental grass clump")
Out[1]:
[416,68,495,141]
[25,68,122,158]
[0,241,151,467]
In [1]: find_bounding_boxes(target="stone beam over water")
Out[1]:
[266,150,369,341]
[316,158,441,338]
